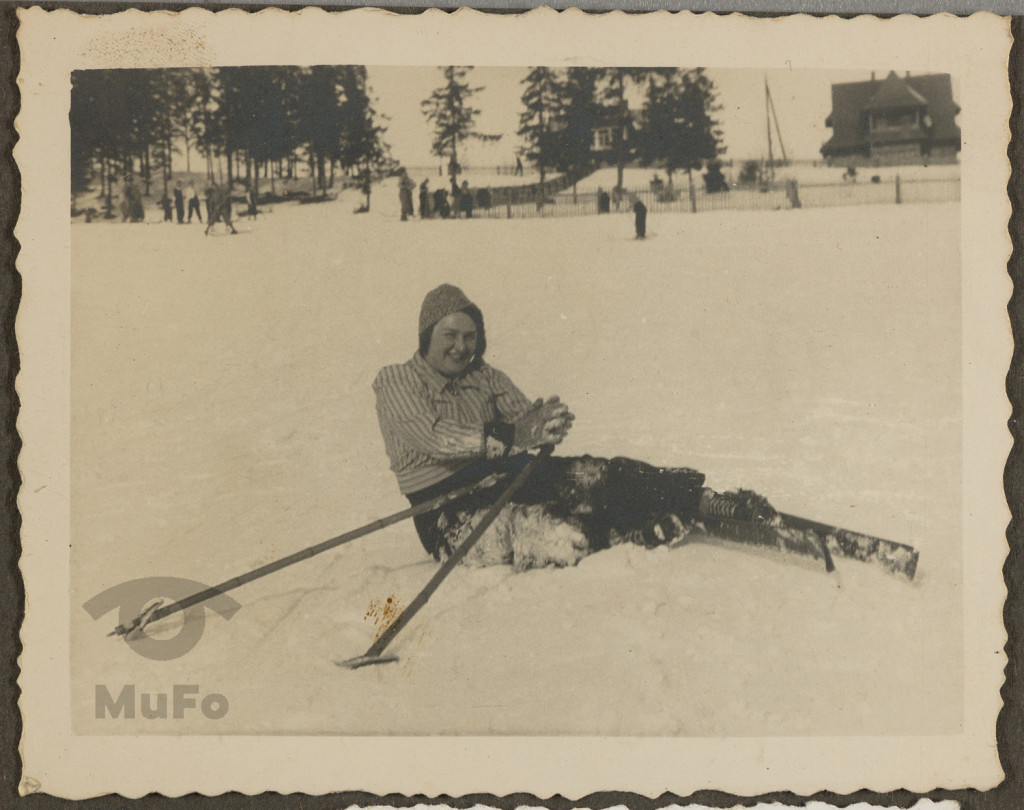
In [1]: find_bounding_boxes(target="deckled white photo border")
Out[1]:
[15,7,1011,799]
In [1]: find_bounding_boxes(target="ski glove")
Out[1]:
[512,396,574,451]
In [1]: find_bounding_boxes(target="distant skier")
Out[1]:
[433,188,450,219]
[398,170,416,222]
[459,181,474,219]
[633,197,647,239]
[173,182,185,224]
[204,184,237,235]
[122,178,144,223]
[160,195,173,222]
[419,179,432,219]
[449,176,461,218]
[118,177,130,222]
[372,284,775,570]
[246,184,258,219]
[187,182,202,223]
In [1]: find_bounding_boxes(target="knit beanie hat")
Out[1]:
[419,284,475,335]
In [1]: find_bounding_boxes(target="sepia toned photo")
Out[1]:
[15,7,1011,799]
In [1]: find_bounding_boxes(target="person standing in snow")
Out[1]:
[449,177,462,218]
[373,284,771,570]
[204,184,237,235]
[173,182,185,224]
[419,179,432,219]
[187,182,202,223]
[633,197,647,239]
[433,187,450,219]
[459,181,474,219]
[398,170,416,222]
[246,184,258,219]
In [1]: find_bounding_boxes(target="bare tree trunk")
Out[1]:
[162,139,170,201]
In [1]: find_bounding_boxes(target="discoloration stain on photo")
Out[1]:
[364,595,401,642]
[82,23,212,68]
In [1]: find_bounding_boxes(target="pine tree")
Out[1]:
[636,68,724,192]
[70,70,102,195]
[294,66,348,197]
[70,70,147,212]
[517,67,562,185]
[149,69,191,200]
[421,66,499,183]
[595,68,648,191]
[593,68,680,191]
[190,69,221,183]
[242,67,302,197]
[337,66,393,210]
[553,67,601,201]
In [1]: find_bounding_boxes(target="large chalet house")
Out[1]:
[821,71,960,167]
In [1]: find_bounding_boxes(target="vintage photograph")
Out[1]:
[15,8,1010,799]
[67,61,964,737]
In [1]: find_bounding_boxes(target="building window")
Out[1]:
[871,110,920,131]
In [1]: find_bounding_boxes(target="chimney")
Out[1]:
[871,71,875,81]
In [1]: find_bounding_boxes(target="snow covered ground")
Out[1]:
[68,181,963,736]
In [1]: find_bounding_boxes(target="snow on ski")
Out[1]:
[695,509,918,581]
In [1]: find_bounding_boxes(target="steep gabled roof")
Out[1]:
[863,71,929,111]
[822,72,961,157]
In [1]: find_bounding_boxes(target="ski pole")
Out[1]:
[339,444,555,669]
[109,471,510,638]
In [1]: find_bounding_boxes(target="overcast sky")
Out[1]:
[365,66,959,169]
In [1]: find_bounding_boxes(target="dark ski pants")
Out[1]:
[188,198,202,222]
[407,454,706,566]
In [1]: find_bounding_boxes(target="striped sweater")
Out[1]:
[373,352,533,494]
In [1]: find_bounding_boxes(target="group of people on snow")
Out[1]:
[159,181,204,225]
[398,169,481,221]
[112,176,257,233]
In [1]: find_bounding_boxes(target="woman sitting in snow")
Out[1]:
[372,284,774,570]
